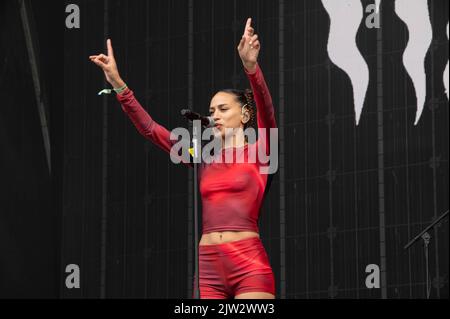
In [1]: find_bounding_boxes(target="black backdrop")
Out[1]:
[0,0,448,299]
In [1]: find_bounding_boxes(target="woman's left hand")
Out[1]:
[237,18,260,73]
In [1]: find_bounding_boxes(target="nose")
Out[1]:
[211,111,220,122]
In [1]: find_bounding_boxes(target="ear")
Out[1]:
[241,109,250,124]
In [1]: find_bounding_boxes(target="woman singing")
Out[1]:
[90,18,277,299]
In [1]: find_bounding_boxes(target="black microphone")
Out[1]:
[180,109,216,128]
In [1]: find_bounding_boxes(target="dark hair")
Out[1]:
[218,89,257,131]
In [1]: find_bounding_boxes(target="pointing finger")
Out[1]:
[107,39,114,57]
[243,18,252,37]
[245,18,252,31]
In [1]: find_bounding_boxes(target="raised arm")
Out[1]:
[237,19,277,153]
[116,88,187,158]
[245,65,276,132]
[89,39,192,167]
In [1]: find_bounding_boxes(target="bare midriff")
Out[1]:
[199,231,260,246]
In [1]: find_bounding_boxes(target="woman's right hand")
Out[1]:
[89,39,125,89]
[237,18,259,74]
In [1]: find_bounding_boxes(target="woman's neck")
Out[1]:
[222,131,247,150]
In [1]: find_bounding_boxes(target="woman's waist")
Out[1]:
[199,230,260,246]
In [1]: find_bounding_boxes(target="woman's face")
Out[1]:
[209,92,247,138]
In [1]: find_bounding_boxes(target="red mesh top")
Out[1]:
[117,64,276,234]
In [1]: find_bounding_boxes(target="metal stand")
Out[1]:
[191,120,201,299]
[181,112,213,299]
[422,232,431,299]
[404,210,448,299]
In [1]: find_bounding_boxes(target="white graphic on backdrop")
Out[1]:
[394,0,432,125]
[375,0,381,14]
[444,24,449,100]
[321,0,369,126]
[321,0,446,125]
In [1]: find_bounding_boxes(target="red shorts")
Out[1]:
[193,236,275,299]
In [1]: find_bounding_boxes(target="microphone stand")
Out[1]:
[182,110,215,299]
[404,209,449,299]
[192,119,201,299]
[181,110,215,299]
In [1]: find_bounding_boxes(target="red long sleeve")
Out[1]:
[245,63,277,156]
[116,88,192,166]
[117,88,174,154]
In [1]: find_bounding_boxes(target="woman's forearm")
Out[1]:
[111,77,126,91]
[246,64,276,129]
[243,61,257,74]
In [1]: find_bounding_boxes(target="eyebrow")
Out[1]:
[209,104,228,111]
